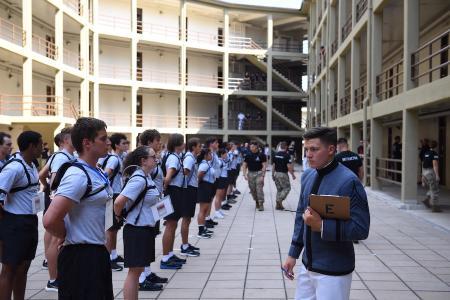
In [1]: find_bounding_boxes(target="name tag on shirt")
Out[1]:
[150,195,174,222]
[105,195,114,231]
[32,191,45,214]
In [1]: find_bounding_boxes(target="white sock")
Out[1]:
[205,216,211,221]
[182,244,189,250]
[162,255,171,262]
[110,249,118,260]
[145,266,151,276]
[49,279,56,283]
[139,272,147,284]
[168,251,174,257]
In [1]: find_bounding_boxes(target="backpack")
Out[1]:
[0,159,39,194]
[48,151,72,173]
[161,152,185,178]
[120,174,156,223]
[150,163,160,180]
[199,161,212,182]
[50,161,107,201]
[101,154,121,186]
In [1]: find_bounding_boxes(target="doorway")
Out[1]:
[438,116,446,184]
[137,95,143,127]
[137,8,143,34]
[137,52,143,81]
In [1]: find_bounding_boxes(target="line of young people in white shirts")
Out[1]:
[0,117,244,299]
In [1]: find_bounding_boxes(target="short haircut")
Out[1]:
[337,137,348,145]
[197,147,211,164]
[110,133,127,150]
[249,140,259,146]
[139,129,161,146]
[60,127,72,142]
[54,133,62,147]
[0,132,11,145]
[167,133,184,152]
[394,136,401,141]
[303,127,337,147]
[279,141,287,149]
[187,137,200,152]
[71,117,107,154]
[205,137,218,148]
[217,148,227,156]
[430,140,437,148]
[17,131,42,152]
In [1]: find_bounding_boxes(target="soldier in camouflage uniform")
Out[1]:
[421,140,441,212]
[243,141,267,211]
[272,142,296,210]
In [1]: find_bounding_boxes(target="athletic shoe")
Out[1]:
[139,280,163,291]
[227,194,237,199]
[160,259,182,270]
[233,189,241,195]
[221,204,231,210]
[227,198,237,204]
[206,219,218,226]
[205,222,215,228]
[205,229,214,235]
[188,244,200,251]
[111,261,123,272]
[197,231,212,239]
[169,255,187,264]
[214,211,225,219]
[111,255,124,265]
[258,203,264,211]
[180,245,200,257]
[45,279,59,292]
[42,259,48,270]
[146,273,168,284]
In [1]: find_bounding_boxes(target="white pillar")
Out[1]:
[267,14,273,132]
[22,0,32,116]
[350,124,361,153]
[370,117,383,190]
[80,25,89,116]
[337,55,345,116]
[372,12,382,103]
[351,37,360,112]
[403,0,419,91]
[180,0,187,132]
[401,109,418,202]
[223,9,229,132]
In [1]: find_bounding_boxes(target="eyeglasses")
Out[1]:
[147,155,156,159]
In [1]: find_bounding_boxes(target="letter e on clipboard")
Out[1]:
[309,194,350,220]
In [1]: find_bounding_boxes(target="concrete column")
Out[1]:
[329,2,336,45]
[350,124,361,153]
[351,37,360,112]
[329,68,336,121]
[180,0,187,131]
[337,127,345,139]
[222,9,229,132]
[55,8,63,64]
[351,0,357,26]
[80,25,89,116]
[401,109,418,202]
[372,12,382,103]
[403,0,419,91]
[337,55,345,116]
[131,0,137,35]
[22,0,32,116]
[370,117,383,190]
[80,79,89,116]
[55,71,64,116]
[93,82,99,118]
[337,0,345,44]
[267,14,273,131]
[131,86,137,128]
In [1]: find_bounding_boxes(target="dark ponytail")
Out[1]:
[122,146,150,177]
[197,148,211,164]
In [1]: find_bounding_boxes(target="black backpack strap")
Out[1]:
[1,159,37,194]
[50,162,95,201]
[101,154,121,186]
[122,174,156,223]
[48,151,72,173]
[184,153,196,185]
[151,164,159,180]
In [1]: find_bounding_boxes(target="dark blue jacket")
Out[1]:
[288,159,370,275]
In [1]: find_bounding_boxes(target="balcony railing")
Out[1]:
[32,35,57,60]
[136,114,180,128]
[63,48,82,70]
[89,61,94,75]
[331,39,338,56]
[340,85,351,116]
[376,157,402,185]
[272,41,302,53]
[100,64,131,80]
[330,102,337,120]
[376,59,403,101]
[411,29,449,87]
[186,74,223,88]
[98,15,130,34]
[98,112,131,127]
[356,0,368,22]
[137,68,180,85]
[229,77,266,91]
[228,117,266,130]
[64,0,82,16]
[0,17,25,46]
[354,81,367,110]
[137,21,179,41]
[187,30,223,46]
[341,15,352,41]
[186,116,221,129]
[0,95,76,118]
[229,36,264,49]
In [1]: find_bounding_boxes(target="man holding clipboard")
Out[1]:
[282,127,370,300]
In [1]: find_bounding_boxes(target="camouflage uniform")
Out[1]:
[273,171,291,203]
[248,171,264,204]
[422,168,439,206]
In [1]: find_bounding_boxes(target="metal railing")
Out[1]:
[137,21,179,41]
[228,117,266,130]
[411,29,449,86]
[341,14,352,41]
[89,61,94,75]
[0,17,25,46]
[273,64,301,87]
[32,34,57,60]
[376,157,402,185]
[376,59,403,101]
[187,30,223,46]
[354,81,367,110]
[186,74,223,88]
[0,95,76,119]
[228,77,266,91]
[331,39,338,56]
[98,14,130,33]
[99,112,131,127]
[340,85,351,116]
[100,64,131,80]
[356,0,368,22]
[229,36,264,49]
[186,116,221,129]
[272,41,302,53]
[136,114,180,128]
[64,0,82,16]
[330,102,337,120]
[137,68,180,85]
[63,48,82,70]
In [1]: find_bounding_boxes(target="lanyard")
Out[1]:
[79,161,110,186]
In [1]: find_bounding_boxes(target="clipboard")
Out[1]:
[309,194,350,220]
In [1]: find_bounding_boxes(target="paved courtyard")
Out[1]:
[17,168,450,299]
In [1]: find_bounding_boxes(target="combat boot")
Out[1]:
[258,202,264,211]
[431,205,442,213]
[255,201,260,210]
[422,197,431,208]
[275,201,284,210]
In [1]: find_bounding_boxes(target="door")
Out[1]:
[137,8,143,34]
[217,66,223,88]
[46,35,55,59]
[438,117,446,184]
[218,104,223,129]
[218,28,223,46]
[137,95,143,127]
[137,52,143,81]
[46,85,55,116]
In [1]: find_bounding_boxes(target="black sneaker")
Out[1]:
[160,259,182,270]
[233,189,241,195]
[45,279,58,292]
[169,254,187,264]
[205,222,215,228]
[139,280,163,291]
[111,255,124,265]
[197,231,212,239]
[227,199,237,204]
[111,261,123,272]
[228,194,237,199]
[180,245,200,257]
[42,259,48,270]
[221,204,231,210]
[205,229,214,235]
[188,244,200,251]
[146,273,168,284]
[206,219,218,226]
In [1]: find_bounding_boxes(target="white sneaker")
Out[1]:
[214,211,225,219]
[219,209,228,216]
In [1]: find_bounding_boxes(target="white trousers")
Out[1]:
[295,264,352,300]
